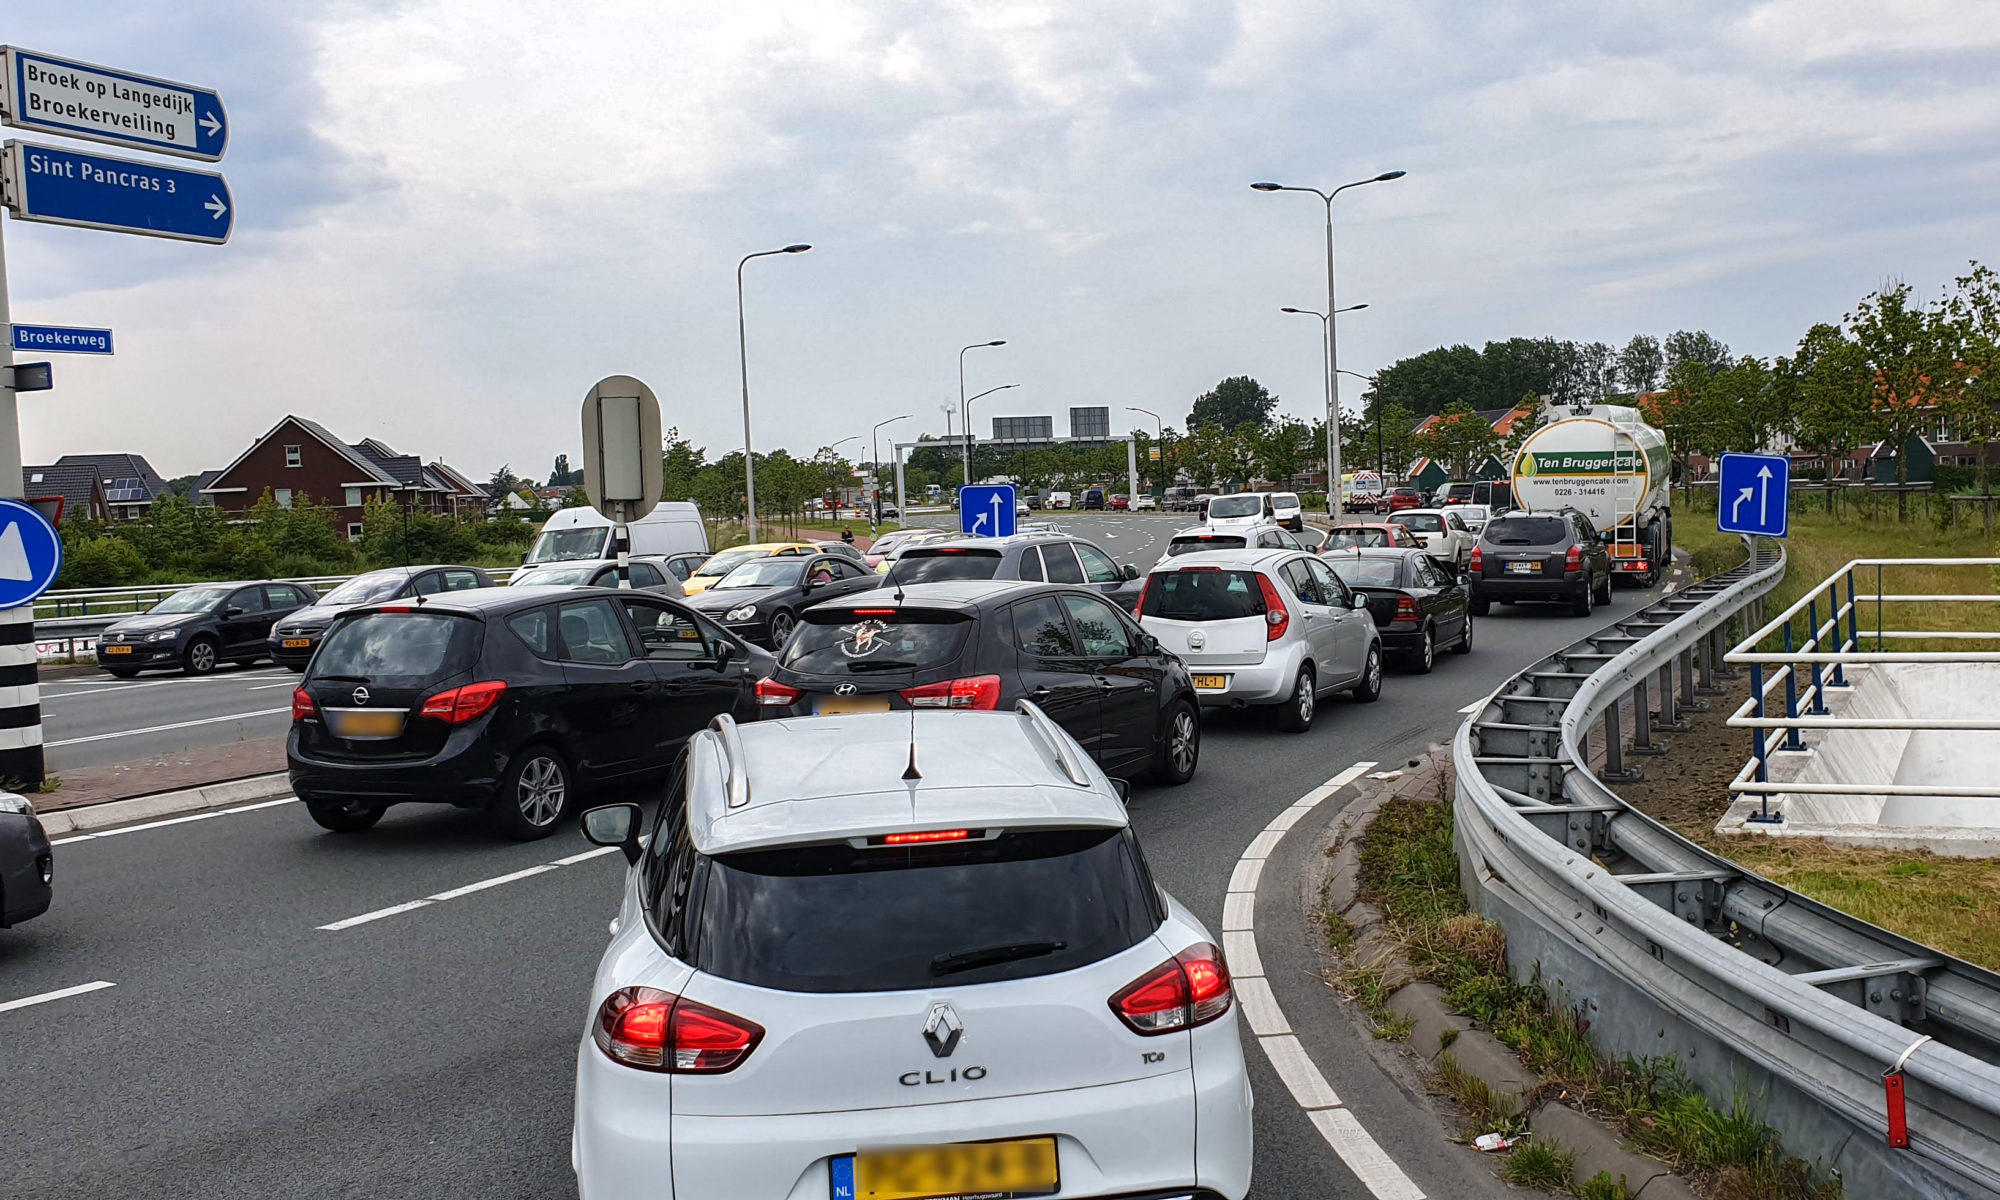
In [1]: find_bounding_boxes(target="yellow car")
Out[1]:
[680,542,817,595]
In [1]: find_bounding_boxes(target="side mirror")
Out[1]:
[1137,632,1161,655]
[1120,563,1140,581]
[1109,777,1132,805]
[714,641,737,670]
[1350,592,1369,610]
[224,606,245,618]
[581,803,645,865]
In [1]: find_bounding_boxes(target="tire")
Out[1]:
[767,610,796,649]
[1409,626,1436,674]
[1468,595,1491,617]
[305,796,384,833]
[1451,614,1474,654]
[1570,579,1595,618]
[1351,646,1383,702]
[106,666,140,679]
[183,636,219,675]
[1150,700,1201,785]
[1277,666,1316,732]
[286,663,306,673]
[489,746,572,840]
[1594,572,1613,606]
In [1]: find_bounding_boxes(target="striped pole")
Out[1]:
[0,220,44,788]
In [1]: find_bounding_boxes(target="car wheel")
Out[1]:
[1409,626,1436,673]
[286,663,306,673]
[1468,595,1491,617]
[1570,579,1595,618]
[1594,572,1613,605]
[183,636,219,675]
[1278,666,1316,732]
[106,666,141,679]
[767,610,796,648]
[1351,646,1383,703]
[1451,614,1474,654]
[304,796,384,833]
[489,746,572,841]
[1151,700,1200,785]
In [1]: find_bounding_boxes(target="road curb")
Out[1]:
[38,772,294,836]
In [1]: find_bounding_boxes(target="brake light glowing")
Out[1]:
[1468,544,1483,572]
[1391,594,1420,628]
[754,677,802,707]
[1255,573,1290,641]
[884,828,971,844]
[851,609,897,615]
[1109,942,1233,1035]
[378,605,414,613]
[291,687,316,723]
[593,986,764,1073]
[899,675,1001,710]
[418,680,507,724]
[1565,544,1582,570]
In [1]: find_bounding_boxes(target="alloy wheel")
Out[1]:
[1296,673,1315,725]
[517,756,567,827]
[769,612,795,646]
[1170,708,1198,775]
[188,641,216,673]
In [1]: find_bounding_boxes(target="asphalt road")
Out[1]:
[1,512,1672,1199]
[39,663,296,771]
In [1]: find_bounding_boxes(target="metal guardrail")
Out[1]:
[1455,543,2000,1198]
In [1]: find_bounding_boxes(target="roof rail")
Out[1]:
[709,713,752,808]
[1013,699,1092,787]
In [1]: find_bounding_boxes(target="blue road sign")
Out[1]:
[1,47,227,161]
[4,140,232,244]
[0,498,63,609]
[960,484,1018,538]
[1717,452,1790,538]
[11,323,110,354]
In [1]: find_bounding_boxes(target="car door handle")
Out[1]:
[1028,687,1053,702]
[1097,677,1116,690]
[630,680,652,693]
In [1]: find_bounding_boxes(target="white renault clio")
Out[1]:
[572,707,1253,1199]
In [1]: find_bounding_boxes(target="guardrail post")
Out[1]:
[1601,700,1639,781]
[1657,658,1688,731]
[1679,646,1704,711]
[1631,674,1665,755]
[1806,595,1829,715]
[1781,622,1804,751]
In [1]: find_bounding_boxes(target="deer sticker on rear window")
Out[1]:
[839,619,892,657]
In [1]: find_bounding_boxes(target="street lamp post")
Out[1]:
[1127,405,1164,496]
[1281,305,1367,504]
[959,340,1007,490]
[870,414,912,530]
[737,242,812,541]
[1253,171,1405,521]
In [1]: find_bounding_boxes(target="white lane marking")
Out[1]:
[1228,760,1428,1200]
[246,682,296,691]
[0,980,115,1014]
[45,706,290,747]
[42,670,288,694]
[51,797,300,845]
[319,845,622,931]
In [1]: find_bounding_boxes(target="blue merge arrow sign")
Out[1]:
[11,323,111,355]
[1716,452,1790,539]
[1,47,227,161]
[0,498,64,609]
[4,140,231,244]
[960,484,1018,538]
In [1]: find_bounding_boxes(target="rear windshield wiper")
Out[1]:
[314,674,369,682]
[930,940,1067,976]
[844,660,921,673]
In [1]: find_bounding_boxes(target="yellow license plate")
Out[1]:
[282,638,311,649]
[104,644,132,654]
[1191,673,1227,690]
[855,1136,1059,1199]
[329,710,405,738]
[814,694,892,716]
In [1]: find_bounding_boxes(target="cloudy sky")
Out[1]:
[11,1,2000,481]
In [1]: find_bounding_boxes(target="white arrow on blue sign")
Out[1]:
[1716,452,1790,538]
[3,139,231,244]
[959,484,1018,538]
[0,47,227,162]
[11,323,111,355]
[0,498,64,609]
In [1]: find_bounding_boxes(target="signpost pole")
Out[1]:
[0,220,42,788]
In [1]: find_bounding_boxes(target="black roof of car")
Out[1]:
[343,584,614,617]
[807,579,1045,612]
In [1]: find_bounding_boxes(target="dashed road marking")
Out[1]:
[1,979,115,1014]
[318,844,622,931]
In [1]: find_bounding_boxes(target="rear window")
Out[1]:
[1207,495,1263,519]
[1140,569,1266,621]
[1166,534,1246,557]
[782,610,972,674]
[1483,516,1569,546]
[1323,527,1389,550]
[528,527,609,563]
[1390,513,1444,533]
[311,613,479,680]
[1272,493,1300,510]
[1325,557,1405,588]
[890,548,1003,583]
[319,573,407,606]
[692,829,1159,993]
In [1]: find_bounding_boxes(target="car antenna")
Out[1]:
[901,704,922,781]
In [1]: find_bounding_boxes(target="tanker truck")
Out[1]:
[1510,404,1672,586]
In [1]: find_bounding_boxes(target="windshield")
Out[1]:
[514,565,596,586]
[716,559,804,589]
[692,548,769,578]
[1484,516,1570,546]
[1326,557,1405,588]
[527,526,609,563]
[783,610,971,674]
[318,572,408,606]
[692,829,1157,993]
[1207,495,1263,519]
[891,549,1003,583]
[1167,534,1246,557]
[1140,569,1266,621]
[151,588,230,614]
[310,612,479,681]
[1390,512,1444,533]
[1272,493,1300,511]
[1323,527,1390,550]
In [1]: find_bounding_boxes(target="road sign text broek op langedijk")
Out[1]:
[3,140,231,244]
[0,47,227,161]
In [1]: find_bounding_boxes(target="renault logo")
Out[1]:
[923,1001,963,1058]
[835,682,858,697]
[352,686,370,706]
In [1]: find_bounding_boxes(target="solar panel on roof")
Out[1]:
[105,477,147,502]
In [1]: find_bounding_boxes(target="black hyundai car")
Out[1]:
[270,565,495,670]
[97,580,319,677]
[685,551,883,648]
[288,586,773,839]
[1322,547,1474,673]
[886,534,1145,610]
[0,791,52,928]
[753,580,1201,785]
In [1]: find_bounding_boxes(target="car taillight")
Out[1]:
[754,677,802,707]
[1565,543,1582,570]
[1469,544,1483,572]
[1109,942,1233,1035]
[592,986,764,1073]
[291,687,316,723]
[418,680,507,724]
[1255,573,1289,641]
[899,675,1001,709]
[1392,594,1420,627]
[1133,577,1154,619]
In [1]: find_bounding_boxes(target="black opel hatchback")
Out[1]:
[288,586,772,839]
[752,580,1202,785]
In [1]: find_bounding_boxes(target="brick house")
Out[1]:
[22,462,110,524]
[201,416,487,539]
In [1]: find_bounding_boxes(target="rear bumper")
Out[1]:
[1376,626,1430,652]
[0,813,52,927]
[287,725,507,809]
[1472,571,1583,601]
[1183,652,1293,707]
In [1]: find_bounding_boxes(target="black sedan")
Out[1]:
[0,791,52,928]
[1322,547,1473,673]
[270,565,495,670]
[753,580,1201,785]
[288,586,773,839]
[887,534,1145,610]
[686,551,883,648]
[97,580,319,677]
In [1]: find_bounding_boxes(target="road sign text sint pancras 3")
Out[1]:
[3,139,232,244]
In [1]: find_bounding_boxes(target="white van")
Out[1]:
[1268,491,1303,531]
[1048,490,1073,510]
[1206,491,1303,533]
[525,502,708,564]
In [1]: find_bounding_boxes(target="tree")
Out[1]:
[1947,262,2000,494]
[1617,334,1664,394]
[1371,344,1487,418]
[1787,324,1874,508]
[1252,418,1314,487]
[548,454,583,488]
[1186,376,1278,432]
[1640,362,1712,493]
[1846,281,1960,519]
[1663,329,1733,375]
[1415,402,1502,480]
[485,464,523,510]
[1575,341,1616,400]
[661,427,707,502]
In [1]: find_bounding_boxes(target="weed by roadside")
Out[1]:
[1500,1137,1578,1189]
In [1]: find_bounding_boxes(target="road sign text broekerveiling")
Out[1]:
[0,47,228,161]
[1716,452,1790,539]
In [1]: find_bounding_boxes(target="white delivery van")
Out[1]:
[1268,491,1303,531]
[525,502,708,565]
[1048,490,1073,510]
